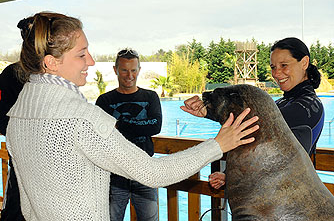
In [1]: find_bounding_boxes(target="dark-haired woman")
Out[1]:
[270,37,324,156]
[182,37,324,189]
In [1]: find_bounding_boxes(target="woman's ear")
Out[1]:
[43,55,58,73]
[301,55,310,71]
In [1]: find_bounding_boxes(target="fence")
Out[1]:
[0,137,334,220]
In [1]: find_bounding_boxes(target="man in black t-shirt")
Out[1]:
[96,49,162,221]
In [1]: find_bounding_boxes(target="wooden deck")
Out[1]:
[0,136,334,220]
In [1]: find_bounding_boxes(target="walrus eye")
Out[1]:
[228,92,244,108]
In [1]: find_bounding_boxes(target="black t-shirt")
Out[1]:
[95,88,162,156]
[0,63,24,135]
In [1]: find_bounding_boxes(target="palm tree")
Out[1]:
[94,70,107,95]
[150,76,174,97]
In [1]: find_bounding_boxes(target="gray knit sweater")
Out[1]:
[6,82,223,221]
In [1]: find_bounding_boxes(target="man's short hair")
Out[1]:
[115,49,140,68]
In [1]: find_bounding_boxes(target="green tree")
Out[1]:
[174,44,188,56]
[168,52,207,94]
[310,41,334,79]
[173,40,207,73]
[187,39,206,64]
[205,38,235,83]
[140,49,172,62]
[325,43,334,78]
[257,42,272,82]
[94,70,107,95]
[222,52,236,69]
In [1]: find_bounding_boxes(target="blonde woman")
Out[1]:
[6,12,259,220]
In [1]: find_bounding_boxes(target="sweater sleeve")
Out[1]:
[77,119,222,188]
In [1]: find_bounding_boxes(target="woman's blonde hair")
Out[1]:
[17,12,82,80]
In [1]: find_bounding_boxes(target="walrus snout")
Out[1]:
[202,91,212,103]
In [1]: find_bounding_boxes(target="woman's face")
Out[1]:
[55,30,95,86]
[270,49,309,92]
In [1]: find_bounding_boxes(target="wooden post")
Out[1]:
[211,160,222,221]
[130,201,137,221]
[167,189,178,221]
[0,142,9,202]
[188,173,200,220]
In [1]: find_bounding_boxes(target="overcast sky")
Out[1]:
[0,0,333,56]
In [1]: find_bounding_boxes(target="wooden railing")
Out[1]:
[0,137,333,221]
[0,142,9,207]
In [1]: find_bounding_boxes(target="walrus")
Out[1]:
[202,84,334,221]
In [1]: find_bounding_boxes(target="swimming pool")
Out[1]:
[159,96,334,148]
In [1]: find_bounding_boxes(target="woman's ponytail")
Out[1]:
[33,14,52,57]
[307,64,321,89]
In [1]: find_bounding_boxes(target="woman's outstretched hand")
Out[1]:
[209,172,226,189]
[180,95,207,117]
[215,108,259,153]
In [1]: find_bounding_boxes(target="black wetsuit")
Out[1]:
[275,80,324,155]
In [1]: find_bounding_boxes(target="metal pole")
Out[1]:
[176,119,180,136]
[302,0,304,41]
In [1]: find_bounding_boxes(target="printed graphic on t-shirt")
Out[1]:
[109,101,157,125]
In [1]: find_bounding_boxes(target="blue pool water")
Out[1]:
[0,95,333,220]
[158,96,334,184]
[159,96,334,148]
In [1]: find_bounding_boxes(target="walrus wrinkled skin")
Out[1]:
[202,84,334,221]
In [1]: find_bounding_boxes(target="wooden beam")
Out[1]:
[152,136,227,160]
[0,142,9,160]
[1,142,8,198]
[188,173,200,221]
[211,160,223,220]
[167,189,178,221]
[153,136,205,154]
[130,202,137,221]
[166,179,225,198]
[312,147,334,172]
[324,183,334,195]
